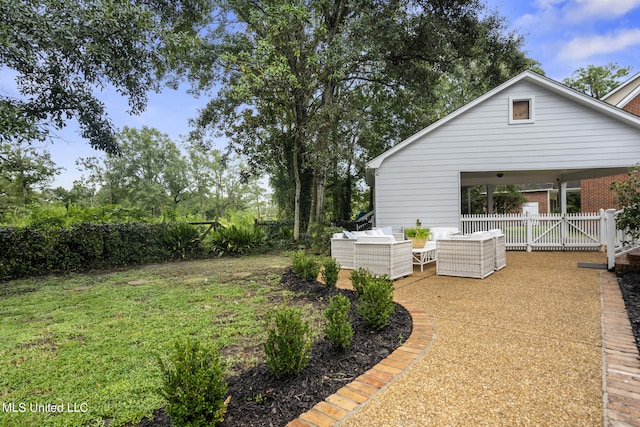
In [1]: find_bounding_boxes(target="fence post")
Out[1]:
[605,209,617,270]
[526,212,532,252]
[599,209,606,251]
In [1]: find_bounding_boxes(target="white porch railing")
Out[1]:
[460,211,605,252]
[604,208,640,270]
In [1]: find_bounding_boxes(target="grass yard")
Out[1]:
[0,254,319,427]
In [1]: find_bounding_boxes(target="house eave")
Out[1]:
[366,70,640,172]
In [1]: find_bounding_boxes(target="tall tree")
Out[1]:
[0,0,213,153]
[78,127,190,215]
[0,143,62,205]
[185,143,260,220]
[191,0,534,239]
[563,62,633,99]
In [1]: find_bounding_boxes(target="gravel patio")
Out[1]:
[329,251,623,426]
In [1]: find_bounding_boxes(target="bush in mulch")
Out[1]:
[138,269,412,427]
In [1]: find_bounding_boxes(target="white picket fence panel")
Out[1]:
[460,211,605,251]
[458,209,640,269]
[604,208,640,269]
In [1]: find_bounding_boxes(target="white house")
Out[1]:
[366,70,640,232]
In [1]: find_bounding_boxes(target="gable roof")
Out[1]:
[368,70,640,170]
[602,72,640,108]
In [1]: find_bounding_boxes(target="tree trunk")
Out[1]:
[343,167,353,220]
[307,174,317,233]
[293,138,302,241]
[314,167,327,226]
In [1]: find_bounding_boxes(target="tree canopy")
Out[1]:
[562,62,633,99]
[76,126,260,219]
[189,0,537,238]
[1,0,540,236]
[0,0,213,153]
[0,142,61,205]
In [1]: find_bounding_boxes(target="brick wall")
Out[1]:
[523,191,550,213]
[581,174,627,212]
[624,93,640,116]
[580,94,638,212]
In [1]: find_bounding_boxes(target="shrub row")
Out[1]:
[158,261,394,425]
[0,223,175,280]
[1,222,340,281]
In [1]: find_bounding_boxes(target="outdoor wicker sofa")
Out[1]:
[353,237,413,279]
[330,235,357,269]
[330,228,413,279]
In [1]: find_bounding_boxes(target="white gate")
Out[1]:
[460,211,604,251]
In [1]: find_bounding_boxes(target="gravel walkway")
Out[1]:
[338,251,606,427]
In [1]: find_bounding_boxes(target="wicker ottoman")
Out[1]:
[436,235,495,279]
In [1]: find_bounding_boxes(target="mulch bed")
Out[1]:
[136,269,412,427]
[617,272,640,353]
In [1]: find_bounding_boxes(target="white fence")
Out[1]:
[459,209,640,269]
[604,208,640,269]
[460,211,606,251]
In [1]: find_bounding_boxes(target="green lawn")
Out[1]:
[0,255,318,427]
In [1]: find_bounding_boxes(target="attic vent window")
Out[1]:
[509,96,535,124]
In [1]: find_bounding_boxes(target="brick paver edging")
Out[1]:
[601,272,640,427]
[286,299,436,427]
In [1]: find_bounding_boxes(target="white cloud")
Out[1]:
[558,28,640,60]
[569,0,640,20]
[526,0,640,24]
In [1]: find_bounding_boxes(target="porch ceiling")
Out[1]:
[460,167,629,186]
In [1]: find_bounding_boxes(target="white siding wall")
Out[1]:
[375,80,640,232]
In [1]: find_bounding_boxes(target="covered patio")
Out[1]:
[461,166,629,215]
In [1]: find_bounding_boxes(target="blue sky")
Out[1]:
[4,0,640,189]
[486,0,640,79]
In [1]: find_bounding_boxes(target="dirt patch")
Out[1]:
[128,280,151,285]
[135,269,412,427]
[183,277,207,283]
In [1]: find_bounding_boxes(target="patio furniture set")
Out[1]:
[331,227,506,279]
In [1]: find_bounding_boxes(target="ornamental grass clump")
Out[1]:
[263,302,312,378]
[324,294,353,350]
[292,250,321,282]
[210,225,265,256]
[321,257,340,287]
[163,222,203,259]
[356,273,395,330]
[157,337,229,427]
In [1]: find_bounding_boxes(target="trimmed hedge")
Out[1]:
[0,222,172,280]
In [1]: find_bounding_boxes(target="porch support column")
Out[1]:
[560,181,567,246]
[486,184,494,215]
[560,181,567,214]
